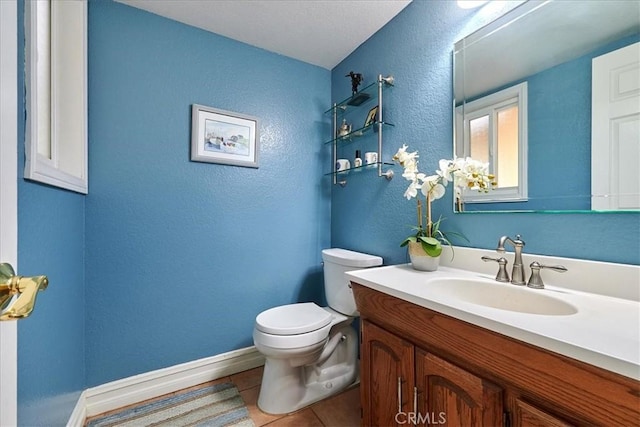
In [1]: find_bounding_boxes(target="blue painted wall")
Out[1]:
[331,0,640,266]
[84,0,330,386]
[16,1,86,425]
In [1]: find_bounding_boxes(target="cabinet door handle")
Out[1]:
[397,376,402,413]
[413,387,419,426]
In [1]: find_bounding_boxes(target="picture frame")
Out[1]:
[364,105,379,128]
[191,104,259,168]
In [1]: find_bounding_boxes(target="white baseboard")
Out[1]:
[67,391,87,427]
[67,346,264,426]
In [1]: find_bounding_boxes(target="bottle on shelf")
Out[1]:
[354,150,362,168]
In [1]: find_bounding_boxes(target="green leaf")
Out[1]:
[421,240,442,257]
[418,236,440,247]
[415,236,442,257]
[400,236,417,247]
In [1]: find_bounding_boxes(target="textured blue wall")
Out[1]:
[85,0,331,386]
[16,1,86,425]
[331,0,640,266]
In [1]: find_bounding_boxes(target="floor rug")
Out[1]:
[86,382,255,427]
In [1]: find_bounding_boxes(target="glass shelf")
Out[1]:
[324,74,395,185]
[324,122,394,145]
[324,79,394,115]
[324,162,394,176]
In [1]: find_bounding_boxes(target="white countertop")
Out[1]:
[346,263,640,380]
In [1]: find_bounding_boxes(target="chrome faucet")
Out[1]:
[496,235,526,285]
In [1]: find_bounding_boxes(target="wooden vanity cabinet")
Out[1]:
[509,398,573,427]
[361,320,414,426]
[362,320,504,426]
[353,283,640,427]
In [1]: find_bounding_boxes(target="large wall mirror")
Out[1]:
[454,0,639,213]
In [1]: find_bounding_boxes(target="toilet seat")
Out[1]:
[253,303,351,350]
[255,303,332,335]
[253,322,332,350]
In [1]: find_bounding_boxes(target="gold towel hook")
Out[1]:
[0,263,48,320]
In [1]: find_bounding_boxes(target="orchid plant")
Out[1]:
[392,144,496,257]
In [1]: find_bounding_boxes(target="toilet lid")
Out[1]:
[255,303,332,335]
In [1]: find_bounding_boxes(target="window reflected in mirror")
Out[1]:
[457,82,528,206]
[469,105,519,188]
[496,105,518,188]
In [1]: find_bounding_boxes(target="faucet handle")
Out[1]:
[481,256,510,283]
[527,261,567,289]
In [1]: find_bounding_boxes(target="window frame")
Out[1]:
[456,82,528,203]
[24,0,88,194]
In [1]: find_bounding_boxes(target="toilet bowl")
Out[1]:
[253,248,382,414]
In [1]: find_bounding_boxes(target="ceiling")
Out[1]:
[117,0,413,70]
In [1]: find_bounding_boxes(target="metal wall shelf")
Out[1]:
[328,74,395,187]
[324,161,395,177]
[323,122,394,146]
[324,79,392,115]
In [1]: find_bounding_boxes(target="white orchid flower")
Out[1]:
[402,170,417,181]
[401,159,419,180]
[431,183,446,200]
[393,144,419,167]
[422,174,439,185]
[421,175,446,200]
[449,157,496,194]
[403,180,421,200]
[436,159,454,184]
[394,144,409,158]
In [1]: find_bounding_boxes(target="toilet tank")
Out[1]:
[322,248,383,316]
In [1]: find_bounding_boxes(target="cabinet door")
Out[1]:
[361,320,414,427]
[512,398,574,427]
[416,349,503,426]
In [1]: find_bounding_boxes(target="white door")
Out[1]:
[592,42,640,210]
[0,0,18,424]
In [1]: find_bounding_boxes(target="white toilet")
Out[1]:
[252,248,383,414]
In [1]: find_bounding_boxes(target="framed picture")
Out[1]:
[191,104,259,168]
[364,105,379,128]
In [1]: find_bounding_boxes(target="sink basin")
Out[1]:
[426,278,578,316]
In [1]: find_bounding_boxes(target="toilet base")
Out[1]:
[257,325,358,415]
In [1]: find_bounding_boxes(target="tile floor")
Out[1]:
[85,366,362,427]
[233,367,361,426]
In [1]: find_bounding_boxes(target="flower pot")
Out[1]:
[408,241,441,271]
